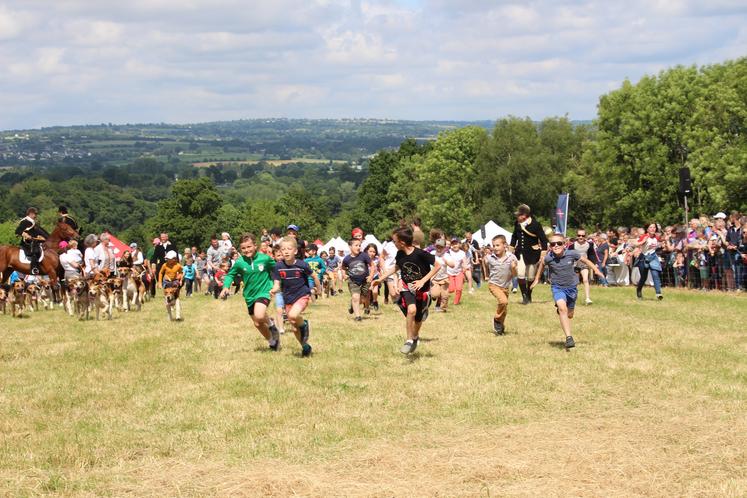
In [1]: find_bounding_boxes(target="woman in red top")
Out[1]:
[634,222,663,300]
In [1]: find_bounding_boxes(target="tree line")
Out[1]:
[0,57,744,249]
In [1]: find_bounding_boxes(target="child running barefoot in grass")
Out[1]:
[271,237,320,357]
[532,233,605,349]
[219,234,280,351]
[373,227,441,355]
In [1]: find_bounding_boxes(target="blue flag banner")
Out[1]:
[555,193,569,235]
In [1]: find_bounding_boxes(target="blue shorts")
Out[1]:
[275,292,285,308]
[551,285,577,310]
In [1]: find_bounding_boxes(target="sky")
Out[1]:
[0,0,745,130]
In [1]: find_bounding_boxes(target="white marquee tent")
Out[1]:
[322,236,350,255]
[471,220,512,247]
[361,234,382,253]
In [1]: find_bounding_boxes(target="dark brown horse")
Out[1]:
[0,221,79,286]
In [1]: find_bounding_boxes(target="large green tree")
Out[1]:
[149,177,223,249]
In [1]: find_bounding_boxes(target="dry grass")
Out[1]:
[0,285,745,497]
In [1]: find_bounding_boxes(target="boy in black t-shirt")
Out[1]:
[374,227,441,354]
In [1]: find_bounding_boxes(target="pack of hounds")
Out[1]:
[0,267,176,320]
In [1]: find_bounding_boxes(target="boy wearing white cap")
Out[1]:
[158,250,184,289]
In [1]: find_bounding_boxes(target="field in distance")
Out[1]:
[0,285,744,496]
[191,158,351,168]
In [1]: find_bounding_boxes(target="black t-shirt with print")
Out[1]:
[395,247,436,291]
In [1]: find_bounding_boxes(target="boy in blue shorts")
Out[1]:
[304,243,327,301]
[532,233,604,349]
[271,237,320,357]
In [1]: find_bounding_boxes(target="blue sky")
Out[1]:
[0,0,745,129]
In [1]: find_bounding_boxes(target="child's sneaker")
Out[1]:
[434,306,442,312]
[302,343,312,357]
[269,340,280,351]
[348,304,354,314]
[585,298,593,305]
[656,294,663,301]
[269,323,280,344]
[400,340,416,355]
[493,319,504,335]
[301,320,310,344]
[565,336,575,349]
[354,316,363,322]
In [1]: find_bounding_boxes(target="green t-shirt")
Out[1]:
[222,252,276,304]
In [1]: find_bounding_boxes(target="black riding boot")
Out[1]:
[518,279,529,305]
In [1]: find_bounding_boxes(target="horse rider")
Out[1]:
[58,205,79,236]
[16,207,49,275]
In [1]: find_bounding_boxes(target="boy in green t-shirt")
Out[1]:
[220,233,280,351]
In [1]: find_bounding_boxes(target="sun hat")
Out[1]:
[713,212,727,219]
[130,242,138,248]
[153,238,160,245]
[287,224,300,232]
[166,250,177,260]
[58,241,68,249]
[435,238,446,247]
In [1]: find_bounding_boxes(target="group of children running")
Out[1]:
[214,222,602,357]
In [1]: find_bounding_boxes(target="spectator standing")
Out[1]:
[634,223,664,300]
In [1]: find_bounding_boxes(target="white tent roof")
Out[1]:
[361,234,382,253]
[472,220,512,247]
[323,236,350,255]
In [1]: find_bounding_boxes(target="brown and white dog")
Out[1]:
[0,285,7,315]
[10,281,26,317]
[163,282,182,321]
[37,279,54,310]
[119,268,145,312]
[67,277,90,320]
[90,282,113,320]
[25,282,40,312]
[108,276,125,312]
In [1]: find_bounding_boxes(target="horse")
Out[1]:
[0,222,79,290]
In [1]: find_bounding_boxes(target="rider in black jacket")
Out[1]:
[16,207,49,275]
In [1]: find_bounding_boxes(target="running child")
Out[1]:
[271,237,319,357]
[373,227,441,355]
[485,235,518,335]
[447,238,468,305]
[213,262,228,299]
[304,243,327,301]
[342,238,374,321]
[219,234,280,351]
[365,243,381,311]
[430,238,454,312]
[336,249,346,293]
[324,246,340,296]
[532,233,605,349]
[271,246,286,334]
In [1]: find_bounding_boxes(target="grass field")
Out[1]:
[1,285,745,497]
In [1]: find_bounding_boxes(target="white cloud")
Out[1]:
[0,0,745,129]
